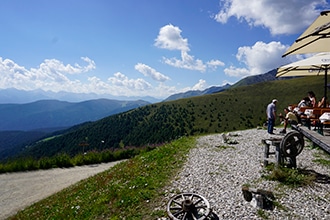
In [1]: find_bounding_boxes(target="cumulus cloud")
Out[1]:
[192,79,207,90]
[105,73,182,98]
[207,59,225,70]
[155,24,224,72]
[0,57,167,97]
[214,0,327,35]
[0,57,95,91]
[154,24,189,51]
[224,41,289,77]
[33,57,96,75]
[163,51,207,72]
[108,72,152,91]
[134,63,170,82]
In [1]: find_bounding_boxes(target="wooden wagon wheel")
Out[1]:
[166,193,211,220]
[280,131,304,157]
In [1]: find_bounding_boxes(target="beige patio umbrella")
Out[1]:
[277,53,330,107]
[282,10,330,57]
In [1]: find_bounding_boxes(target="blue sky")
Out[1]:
[0,0,329,99]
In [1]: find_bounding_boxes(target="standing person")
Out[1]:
[266,99,277,134]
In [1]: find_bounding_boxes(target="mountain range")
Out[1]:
[0,99,150,131]
[0,68,281,161]
[0,88,161,104]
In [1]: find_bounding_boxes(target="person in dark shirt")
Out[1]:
[266,99,277,134]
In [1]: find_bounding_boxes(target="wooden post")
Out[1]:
[275,143,282,167]
[263,140,270,166]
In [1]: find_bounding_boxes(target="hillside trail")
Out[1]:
[0,160,125,220]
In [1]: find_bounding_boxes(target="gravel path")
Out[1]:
[164,128,330,219]
[0,160,125,219]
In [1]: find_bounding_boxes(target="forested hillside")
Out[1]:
[20,76,325,159]
[0,99,149,161]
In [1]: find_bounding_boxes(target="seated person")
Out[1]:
[293,97,311,123]
[308,91,317,107]
[298,97,311,108]
[318,96,329,107]
[279,108,298,134]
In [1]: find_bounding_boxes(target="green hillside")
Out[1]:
[19,76,326,159]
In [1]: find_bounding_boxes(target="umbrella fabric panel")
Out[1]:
[282,11,330,57]
[277,67,327,77]
[276,53,330,77]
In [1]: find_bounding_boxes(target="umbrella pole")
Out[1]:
[324,67,328,108]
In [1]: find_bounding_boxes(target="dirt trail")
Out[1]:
[0,161,125,219]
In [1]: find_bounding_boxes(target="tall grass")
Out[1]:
[9,136,195,219]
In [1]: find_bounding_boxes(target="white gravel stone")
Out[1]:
[163,128,330,219]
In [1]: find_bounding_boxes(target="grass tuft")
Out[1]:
[262,165,316,188]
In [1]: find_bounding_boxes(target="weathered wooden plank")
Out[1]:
[292,125,330,154]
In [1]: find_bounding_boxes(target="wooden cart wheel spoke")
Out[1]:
[173,210,184,217]
[192,213,199,220]
[194,198,204,206]
[195,205,208,209]
[172,199,182,207]
[170,207,183,211]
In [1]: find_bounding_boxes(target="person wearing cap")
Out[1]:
[266,99,277,134]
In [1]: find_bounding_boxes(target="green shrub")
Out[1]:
[53,153,73,168]
[39,157,55,169]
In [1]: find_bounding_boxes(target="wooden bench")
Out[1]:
[319,109,330,134]
[292,125,330,154]
[298,107,330,133]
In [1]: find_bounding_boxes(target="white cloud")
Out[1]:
[134,63,170,82]
[154,24,189,51]
[34,57,96,75]
[163,51,207,72]
[104,76,179,98]
[207,59,225,70]
[0,57,76,91]
[0,56,183,98]
[215,0,327,35]
[224,41,289,77]
[192,79,207,90]
[153,83,179,98]
[224,66,250,78]
[108,72,152,91]
[0,57,159,96]
[155,24,225,72]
